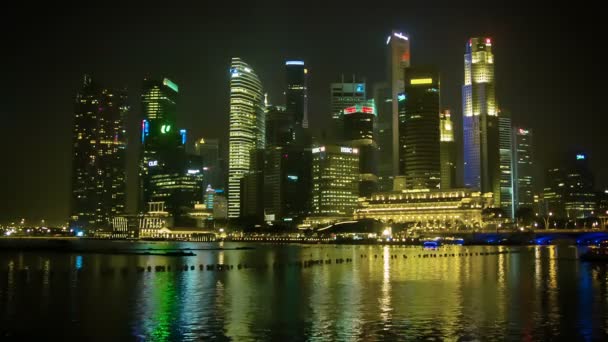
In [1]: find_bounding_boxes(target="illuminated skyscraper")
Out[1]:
[330,76,366,141]
[70,75,128,229]
[513,127,533,209]
[343,102,378,197]
[285,60,308,128]
[498,110,514,218]
[386,30,411,176]
[463,37,500,205]
[194,138,221,189]
[399,67,440,190]
[228,57,265,218]
[439,109,457,189]
[311,145,359,216]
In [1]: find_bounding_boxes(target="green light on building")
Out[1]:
[163,78,179,93]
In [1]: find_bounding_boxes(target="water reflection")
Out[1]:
[0,243,607,340]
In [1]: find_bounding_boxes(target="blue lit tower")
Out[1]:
[463,37,500,205]
[228,57,265,218]
[285,60,308,128]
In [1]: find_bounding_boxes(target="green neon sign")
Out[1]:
[161,124,171,134]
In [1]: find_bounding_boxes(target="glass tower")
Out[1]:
[463,37,500,206]
[498,110,514,218]
[228,57,265,218]
[439,109,457,189]
[70,75,128,229]
[399,68,441,190]
[285,60,308,128]
[513,127,534,209]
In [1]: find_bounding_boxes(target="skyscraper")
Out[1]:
[194,138,221,190]
[399,67,441,190]
[228,57,265,218]
[343,102,378,197]
[311,145,359,216]
[70,75,128,229]
[330,77,366,141]
[463,37,500,205]
[513,127,533,209]
[374,82,393,191]
[386,30,411,176]
[439,109,457,189]
[498,110,514,218]
[285,60,308,128]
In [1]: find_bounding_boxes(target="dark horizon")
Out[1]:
[3,4,607,224]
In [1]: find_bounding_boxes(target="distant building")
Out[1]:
[311,145,360,217]
[228,57,265,218]
[194,138,221,190]
[439,109,457,189]
[70,75,128,230]
[373,82,394,191]
[463,37,500,207]
[386,30,411,176]
[355,189,494,229]
[343,102,378,197]
[330,76,366,141]
[542,154,597,218]
[399,67,441,190]
[498,110,514,218]
[512,127,534,209]
[285,60,308,128]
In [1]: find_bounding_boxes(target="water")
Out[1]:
[1,241,607,341]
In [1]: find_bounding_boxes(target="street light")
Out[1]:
[543,212,553,229]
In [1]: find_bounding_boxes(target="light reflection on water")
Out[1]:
[0,242,607,341]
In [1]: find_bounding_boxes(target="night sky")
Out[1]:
[3,3,606,225]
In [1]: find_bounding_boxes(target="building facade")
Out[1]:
[285,60,308,128]
[343,103,378,197]
[311,145,360,216]
[330,77,366,141]
[399,67,441,190]
[70,75,128,230]
[355,189,494,229]
[498,110,514,218]
[387,30,411,176]
[463,37,500,207]
[439,109,457,189]
[228,57,265,218]
[512,127,534,209]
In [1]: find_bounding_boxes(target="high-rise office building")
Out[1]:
[498,110,514,218]
[311,145,359,216]
[285,60,308,128]
[513,127,533,209]
[463,37,500,206]
[399,67,441,190]
[330,77,366,141]
[194,138,221,190]
[265,106,295,147]
[343,102,378,197]
[439,109,457,189]
[228,57,265,218]
[70,75,128,229]
[386,30,411,176]
[374,82,393,191]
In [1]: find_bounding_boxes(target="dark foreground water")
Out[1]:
[1,240,607,341]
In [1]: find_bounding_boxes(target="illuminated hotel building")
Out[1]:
[285,60,308,128]
[70,75,128,229]
[343,102,378,197]
[228,57,265,218]
[498,110,514,218]
[463,37,500,206]
[355,189,493,229]
[399,67,440,190]
[330,76,366,141]
[512,127,533,209]
[386,30,411,176]
[311,145,360,216]
[440,109,457,189]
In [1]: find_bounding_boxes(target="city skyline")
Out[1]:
[4,5,607,224]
